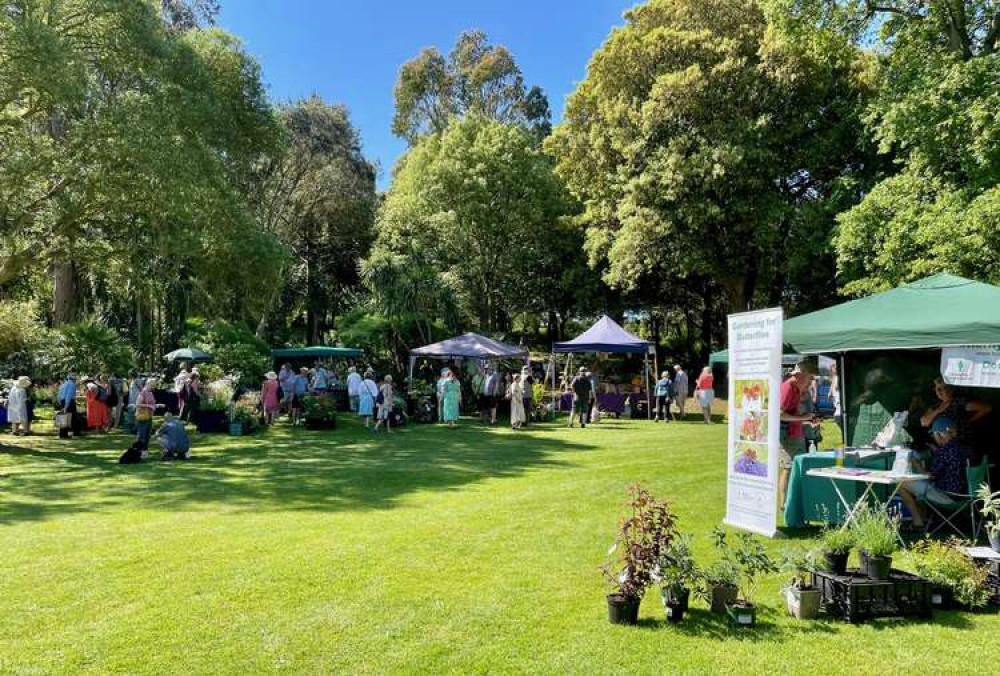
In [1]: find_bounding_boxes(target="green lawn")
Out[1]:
[1,414,997,674]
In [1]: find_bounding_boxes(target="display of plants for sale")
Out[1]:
[912,538,991,610]
[197,380,234,433]
[229,392,261,436]
[714,526,777,627]
[850,504,900,580]
[301,394,338,430]
[656,532,698,623]
[819,527,854,575]
[601,484,676,625]
[780,547,827,620]
[977,483,1000,552]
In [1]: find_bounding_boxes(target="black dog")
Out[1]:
[118,442,144,465]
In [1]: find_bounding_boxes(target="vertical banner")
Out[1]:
[724,308,783,537]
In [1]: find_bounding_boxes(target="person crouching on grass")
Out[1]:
[898,416,969,531]
[157,412,191,460]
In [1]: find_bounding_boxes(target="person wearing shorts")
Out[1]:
[898,416,968,529]
[778,362,817,509]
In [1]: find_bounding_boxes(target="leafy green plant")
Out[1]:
[231,392,261,432]
[717,527,778,605]
[302,394,338,424]
[657,533,698,596]
[849,505,899,558]
[978,483,1000,540]
[780,547,827,591]
[201,380,235,413]
[819,527,855,555]
[912,538,991,609]
[56,318,135,377]
[697,560,740,602]
[601,484,677,601]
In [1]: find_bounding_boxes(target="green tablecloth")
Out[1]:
[783,451,894,527]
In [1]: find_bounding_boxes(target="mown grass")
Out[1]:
[1,413,997,674]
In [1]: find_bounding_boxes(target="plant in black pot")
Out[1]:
[601,484,677,625]
[819,527,854,575]
[913,538,991,610]
[780,547,827,620]
[850,505,899,581]
[196,381,233,434]
[229,392,261,436]
[698,560,740,614]
[977,484,1000,552]
[657,533,698,624]
[724,529,776,628]
[302,394,338,430]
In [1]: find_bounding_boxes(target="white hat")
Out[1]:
[17,376,31,388]
[265,371,278,380]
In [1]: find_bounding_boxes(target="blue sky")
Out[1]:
[219,1,635,189]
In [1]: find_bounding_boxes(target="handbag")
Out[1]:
[54,412,72,429]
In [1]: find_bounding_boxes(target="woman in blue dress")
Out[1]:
[359,370,378,428]
[442,371,462,428]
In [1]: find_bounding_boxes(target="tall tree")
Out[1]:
[0,1,283,363]
[546,0,876,315]
[791,1,1000,293]
[259,97,377,345]
[371,116,572,333]
[392,29,551,145]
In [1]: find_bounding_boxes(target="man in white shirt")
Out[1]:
[346,366,363,412]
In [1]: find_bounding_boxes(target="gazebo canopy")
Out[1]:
[271,346,364,359]
[553,315,651,354]
[410,333,528,361]
[784,273,1000,354]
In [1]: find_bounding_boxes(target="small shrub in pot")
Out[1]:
[977,484,1000,552]
[912,538,991,609]
[657,533,698,623]
[601,484,677,625]
[819,527,854,575]
[722,527,777,627]
[781,547,827,620]
[850,505,899,580]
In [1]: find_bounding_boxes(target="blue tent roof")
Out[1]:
[553,315,651,354]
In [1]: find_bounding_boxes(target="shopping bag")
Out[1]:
[54,412,72,429]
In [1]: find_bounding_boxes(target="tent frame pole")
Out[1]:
[839,353,849,446]
[644,352,652,420]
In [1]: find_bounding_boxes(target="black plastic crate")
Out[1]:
[813,569,933,623]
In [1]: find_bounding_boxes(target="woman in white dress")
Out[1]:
[7,376,31,436]
[509,374,526,430]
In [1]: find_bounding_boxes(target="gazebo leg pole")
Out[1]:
[645,353,652,420]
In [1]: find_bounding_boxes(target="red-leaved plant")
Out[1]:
[602,484,676,601]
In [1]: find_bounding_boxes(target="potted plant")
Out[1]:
[302,394,338,430]
[781,547,827,620]
[819,527,854,575]
[601,484,677,625]
[913,538,991,610]
[657,533,698,623]
[197,380,234,434]
[722,528,777,627]
[698,560,740,614]
[850,505,899,580]
[977,483,1000,552]
[229,392,261,436]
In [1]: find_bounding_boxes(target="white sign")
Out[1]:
[941,346,1000,388]
[724,308,783,537]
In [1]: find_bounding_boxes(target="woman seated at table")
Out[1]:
[920,377,991,457]
[898,416,970,530]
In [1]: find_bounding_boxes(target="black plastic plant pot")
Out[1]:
[860,552,892,581]
[196,410,228,434]
[930,586,956,610]
[665,601,685,624]
[662,586,690,613]
[606,594,640,625]
[824,550,849,576]
[710,584,738,613]
[726,602,757,628]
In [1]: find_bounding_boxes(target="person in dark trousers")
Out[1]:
[520,365,535,426]
[654,371,674,422]
[569,367,594,428]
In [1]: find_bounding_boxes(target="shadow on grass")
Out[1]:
[0,416,590,525]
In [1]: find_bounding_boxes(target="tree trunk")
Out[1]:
[52,261,80,325]
[700,283,713,367]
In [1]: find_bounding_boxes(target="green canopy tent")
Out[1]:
[271,346,364,361]
[782,273,1000,447]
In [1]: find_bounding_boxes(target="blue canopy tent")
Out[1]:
[552,315,655,419]
[408,333,529,381]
